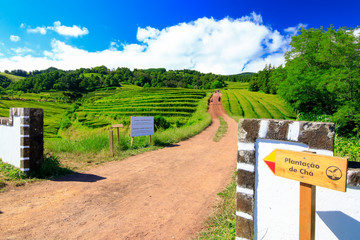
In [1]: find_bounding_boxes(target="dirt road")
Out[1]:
[0,93,237,240]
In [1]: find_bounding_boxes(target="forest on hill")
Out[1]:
[0,66,253,94]
[249,26,360,137]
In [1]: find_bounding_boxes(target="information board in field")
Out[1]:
[130,117,154,137]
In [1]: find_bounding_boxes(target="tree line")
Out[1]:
[249,26,360,136]
[0,66,254,93]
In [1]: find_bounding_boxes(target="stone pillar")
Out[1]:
[236,119,335,240]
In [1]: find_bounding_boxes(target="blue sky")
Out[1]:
[0,0,359,74]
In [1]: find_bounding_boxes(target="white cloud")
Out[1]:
[1,14,299,74]
[109,41,120,51]
[48,21,89,37]
[137,26,161,42]
[353,28,360,37]
[10,35,21,42]
[24,21,89,37]
[11,47,33,55]
[242,53,285,72]
[284,23,307,35]
[239,11,263,24]
[27,26,47,35]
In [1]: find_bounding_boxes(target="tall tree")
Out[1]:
[279,26,360,135]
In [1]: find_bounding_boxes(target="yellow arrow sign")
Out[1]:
[264,149,348,192]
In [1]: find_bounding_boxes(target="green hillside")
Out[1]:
[0,72,25,82]
[0,87,208,138]
[75,88,207,129]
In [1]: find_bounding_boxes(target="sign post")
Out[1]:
[112,124,124,145]
[130,116,154,147]
[263,149,348,192]
[264,149,348,239]
[300,182,316,240]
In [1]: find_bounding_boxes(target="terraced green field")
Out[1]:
[0,99,70,137]
[0,87,208,138]
[222,89,295,120]
[75,88,207,128]
[0,85,294,140]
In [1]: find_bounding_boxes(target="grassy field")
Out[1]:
[224,81,248,89]
[0,99,70,138]
[0,72,25,82]
[222,89,296,121]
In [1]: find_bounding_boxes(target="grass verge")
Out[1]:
[213,117,228,142]
[195,172,236,239]
[0,154,73,191]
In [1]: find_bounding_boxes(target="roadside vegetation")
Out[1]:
[213,117,228,142]
[195,172,236,240]
[0,154,72,192]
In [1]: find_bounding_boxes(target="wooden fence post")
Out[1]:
[112,124,123,145]
[109,130,114,157]
[116,127,119,144]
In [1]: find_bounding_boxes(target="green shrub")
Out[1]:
[335,135,360,162]
[31,153,73,178]
[211,80,224,89]
[154,115,170,131]
[0,160,27,180]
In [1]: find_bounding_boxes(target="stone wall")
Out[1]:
[0,108,43,172]
[236,119,360,239]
